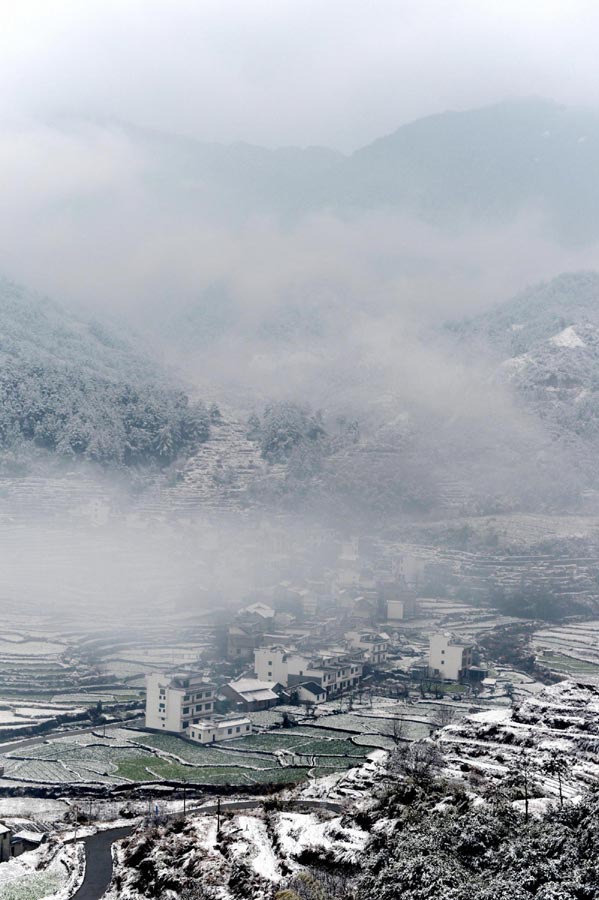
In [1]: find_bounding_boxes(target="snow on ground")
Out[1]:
[229,815,281,882]
[293,754,387,804]
[467,708,512,725]
[0,842,83,900]
[275,812,367,867]
[550,325,585,348]
[0,799,68,823]
[439,679,599,799]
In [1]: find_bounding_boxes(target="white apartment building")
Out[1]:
[345,631,389,665]
[187,716,251,744]
[254,647,362,696]
[145,672,216,733]
[428,633,473,681]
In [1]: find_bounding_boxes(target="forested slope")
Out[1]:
[0,278,209,471]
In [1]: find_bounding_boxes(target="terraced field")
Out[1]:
[439,681,599,799]
[0,710,399,790]
[533,620,599,680]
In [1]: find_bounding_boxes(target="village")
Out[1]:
[1,533,599,900]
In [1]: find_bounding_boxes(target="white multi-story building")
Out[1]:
[145,672,216,733]
[187,716,251,744]
[428,633,473,681]
[254,647,362,696]
[345,631,389,666]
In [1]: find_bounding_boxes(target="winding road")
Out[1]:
[69,798,343,900]
[71,827,132,900]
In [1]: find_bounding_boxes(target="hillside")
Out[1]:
[349,98,599,236]
[99,98,599,238]
[451,272,599,492]
[0,278,210,472]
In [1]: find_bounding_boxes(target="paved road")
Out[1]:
[71,827,132,900]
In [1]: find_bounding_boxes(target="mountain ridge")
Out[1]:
[59,98,599,237]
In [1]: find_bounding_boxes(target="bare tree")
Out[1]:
[541,748,571,808]
[390,742,444,788]
[504,751,537,823]
[391,716,407,745]
[432,705,456,729]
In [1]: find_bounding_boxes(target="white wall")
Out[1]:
[429,634,466,681]
[255,647,288,683]
[145,673,183,732]
[387,599,405,621]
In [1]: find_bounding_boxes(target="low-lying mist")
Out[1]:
[2,118,599,616]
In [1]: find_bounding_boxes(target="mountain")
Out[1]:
[349,98,599,236]
[452,271,599,491]
[0,277,210,472]
[88,98,599,238]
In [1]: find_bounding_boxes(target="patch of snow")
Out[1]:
[468,708,511,725]
[276,812,367,866]
[235,816,281,882]
[550,326,585,349]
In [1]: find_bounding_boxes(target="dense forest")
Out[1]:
[0,278,210,470]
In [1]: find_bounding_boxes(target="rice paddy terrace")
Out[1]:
[0,698,442,795]
[0,614,218,741]
[439,680,599,799]
[388,515,599,613]
[533,620,599,681]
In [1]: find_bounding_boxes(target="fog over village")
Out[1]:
[4,4,599,900]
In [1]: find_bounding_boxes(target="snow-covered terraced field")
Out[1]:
[534,620,599,680]
[439,680,599,798]
[0,720,380,789]
[109,803,369,900]
[0,836,83,900]
[0,696,426,790]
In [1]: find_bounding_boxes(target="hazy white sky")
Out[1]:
[2,0,599,149]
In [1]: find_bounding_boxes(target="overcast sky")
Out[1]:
[2,0,599,150]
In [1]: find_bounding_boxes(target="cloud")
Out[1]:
[2,1,599,149]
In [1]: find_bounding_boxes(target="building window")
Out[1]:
[228,728,232,734]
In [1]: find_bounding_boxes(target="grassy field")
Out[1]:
[539,652,599,675]
[2,721,375,789]
[115,756,310,785]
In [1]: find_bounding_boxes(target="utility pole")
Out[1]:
[216,796,221,838]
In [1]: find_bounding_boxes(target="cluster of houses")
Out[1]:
[143,543,486,744]
[144,628,482,743]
